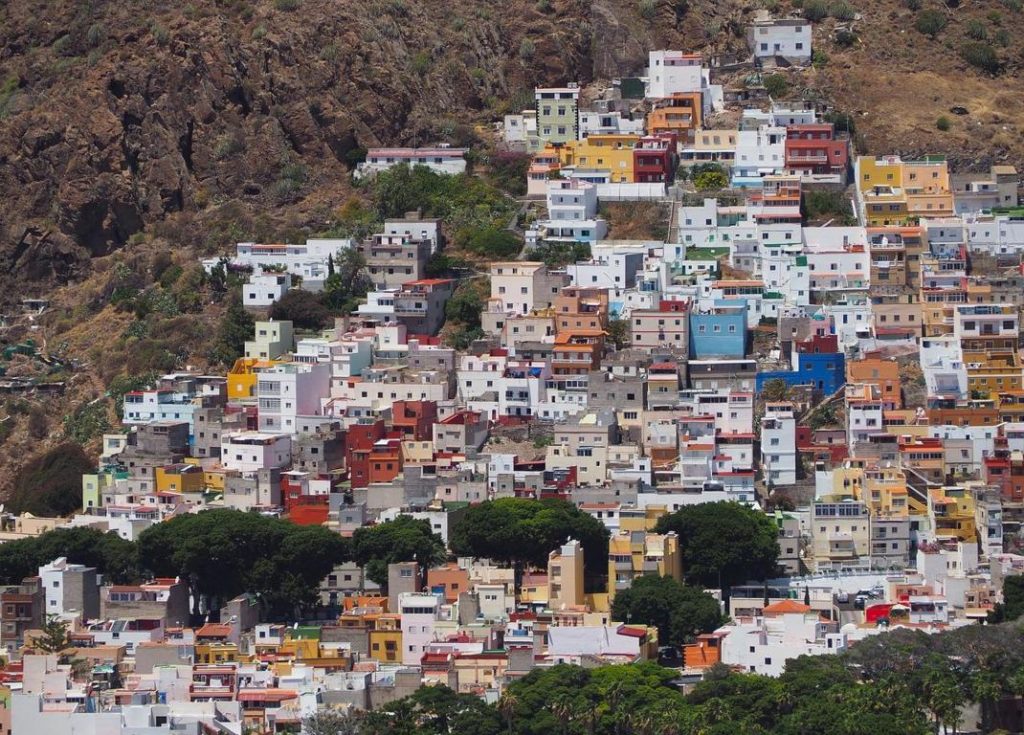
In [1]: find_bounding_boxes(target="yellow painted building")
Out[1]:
[928,486,977,542]
[607,530,682,602]
[227,357,281,401]
[556,133,640,183]
[155,464,205,494]
[619,505,668,532]
[856,156,954,225]
[368,626,402,664]
[195,642,242,664]
[963,350,1024,396]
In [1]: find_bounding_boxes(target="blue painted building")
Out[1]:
[756,350,846,396]
[689,303,748,358]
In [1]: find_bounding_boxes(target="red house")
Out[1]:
[632,134,677,183]
[784,123,849,181]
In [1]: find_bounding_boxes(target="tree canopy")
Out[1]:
[137,509,348,618]
[0,526,140,586]
[269,289,332,330]
[449,498,610,575]
[10,443,96,517]
[351,515,447,588]
[654,502,780,590]
[610,575,723,647]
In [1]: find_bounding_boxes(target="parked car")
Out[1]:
[837,591,849,604]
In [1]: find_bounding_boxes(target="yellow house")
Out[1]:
[548,540,585,610]
[227,357,281,401]
[856,155,953,225]
[619,505,668,532]
[963,350,1024,396]
[607,530,683,603]
[368,624,402,664]
[928,487,977,542]
[195,642,242,664]
[155,463,205,494]
[558,134,639,183]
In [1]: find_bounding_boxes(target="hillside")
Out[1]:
[0,0,1022,496]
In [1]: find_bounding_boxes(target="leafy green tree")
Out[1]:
[654,502,780,591]
[610,575,723,646]
[321,247,371,313]
[459,227,521,258]
[694,170,729,191]
[449,498,610,577]
[606,316,629,350]
[10,444,96,517]
[269,289,332,330]
[999,574,1024,620]
[761,377,791,401]
[210,289,254,364]
[137,510,348,619]
[351,515,447,588]
[31,615,71,653]
[762,74,789,98]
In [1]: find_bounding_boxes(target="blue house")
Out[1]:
[756,350,846,396]
[689,303,748,358]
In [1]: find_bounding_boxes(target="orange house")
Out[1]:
[682,632,725,669]
[646,93,702,143]
[368,439,404,484]
[426,564,471,603]
[847,358,902,409]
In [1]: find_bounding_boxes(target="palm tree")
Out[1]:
[552,696,574,735]
[971,672,1003,734]
[498,690,518,735]
[607,681,625,735]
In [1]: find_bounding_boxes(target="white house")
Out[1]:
[719,600,848,676]
[243,272,292,308]
[399,593,441,666]
[748,18,812,64]
[255,362,331,434]
[761,402,797,486]
[355,147,467,179]
[531,179,609,246]
[220,432,292,472]
[645,50,703,98]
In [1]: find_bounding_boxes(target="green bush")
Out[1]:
[519,38,535,60]
[993,28,1010,46]
[961,41,999,73]
[936,115,951,131]
[803,0,829,20]
[966,19,988,39]
[269,290,332,330]
[275,0,299,10]
[834,28,857,46]
[459,227,521,258]
[1002,0,1022,10]
[694,170,729,191]
[830,1,856,20]
[812,49,829,68]
[638,0,658,20]
[914,8,947,37]
[410,50,431,76]
[214,134,244,160]
[150,23,170,45]
[904,0,921,9]
[763,73,789,97]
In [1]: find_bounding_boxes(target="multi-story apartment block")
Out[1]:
[534,86,580,148]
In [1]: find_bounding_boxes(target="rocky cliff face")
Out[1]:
[0,0,669,296]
